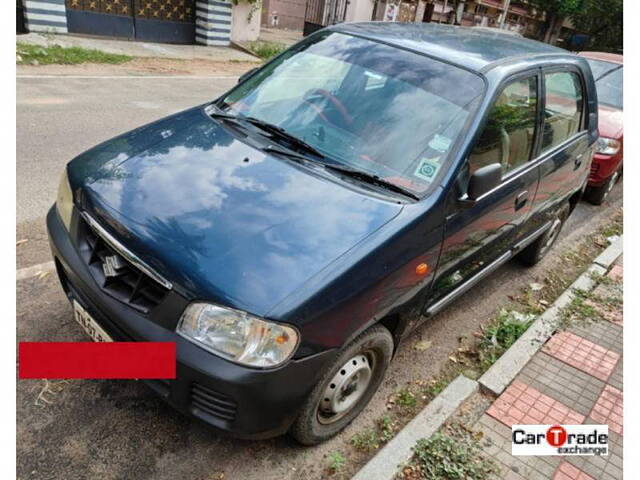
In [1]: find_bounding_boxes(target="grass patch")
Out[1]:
[476,310,534,370]
[327,451,346,475]
[601,221,622,238]
[245,41,286,60]
[401,427,499,480]
[351,429,380,452]
[396,388,418,409]
[17,43,132,65]
[350,415,399,452]
[423,379,448,398]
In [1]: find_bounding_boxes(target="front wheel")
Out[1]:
[289,325,393,445]
[585,170,620,206]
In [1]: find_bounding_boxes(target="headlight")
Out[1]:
[177,303,299,368]
[595,137,621,155]
[56,169,74,231]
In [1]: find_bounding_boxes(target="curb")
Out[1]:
[351,235,623,480]
[479,234,623,396]
[351,375,478,480]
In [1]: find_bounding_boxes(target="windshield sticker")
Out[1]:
[414,158,442,182]
[429,134,452,153]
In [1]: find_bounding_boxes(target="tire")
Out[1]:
[289,324,393,445]
[517,204,569,267]
[585,170,620,206]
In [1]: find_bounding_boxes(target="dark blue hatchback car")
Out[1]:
[48,23,597,444]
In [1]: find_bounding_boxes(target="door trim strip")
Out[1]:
[425,250,513,317]
[513,221,552,252]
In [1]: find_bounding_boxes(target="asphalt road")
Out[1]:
[16,72,623,480]
[17,74,238,267]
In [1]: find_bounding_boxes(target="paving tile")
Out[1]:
[517,353,605,416]
[607,264,623,282]
[487,380,585,427]
[608,358,622,391]
[553,461,595,480]
[569,319,623,355]
[543,331,620,382]
[567,452,623,480]
[589,385,623,435]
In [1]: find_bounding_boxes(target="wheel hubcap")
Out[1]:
[318,354,373,424]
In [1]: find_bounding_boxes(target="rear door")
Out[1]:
[524,68,590,239]
[426,71,541,313]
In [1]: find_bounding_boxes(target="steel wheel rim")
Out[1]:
[317,353,374,425]
[541,218,562,255]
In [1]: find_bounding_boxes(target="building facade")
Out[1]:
[20,0,260,46]
[281,0,562,44]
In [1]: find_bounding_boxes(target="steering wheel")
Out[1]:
[303,88,353,127]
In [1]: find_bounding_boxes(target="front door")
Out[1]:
[426,72,542,313]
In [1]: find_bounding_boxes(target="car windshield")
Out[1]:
[585,58,620,80]
[219,31,485,196]
[596,67,623,110]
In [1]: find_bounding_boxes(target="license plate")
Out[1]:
[73,300,113,342]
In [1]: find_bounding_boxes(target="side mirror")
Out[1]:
[467,163,502,201]
[238,68,258,84]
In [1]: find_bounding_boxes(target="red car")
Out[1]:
[579,52,623,204]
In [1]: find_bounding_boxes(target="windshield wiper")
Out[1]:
[324,164,419,201]
[205,104,242,121]
[262,144,317,163]
[243,116,327,159]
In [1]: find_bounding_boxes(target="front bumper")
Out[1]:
[46,206,336,439]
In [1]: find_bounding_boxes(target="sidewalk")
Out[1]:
[476,257,623,480]
[258,27,303,47]
[16,32,259,63]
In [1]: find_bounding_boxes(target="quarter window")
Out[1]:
[469,76,538,175]
[542,72,584,151]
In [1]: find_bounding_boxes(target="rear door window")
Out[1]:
[542,72,584,152]
[469,76,538,175]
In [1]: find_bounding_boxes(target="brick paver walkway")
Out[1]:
[476,257,623,480]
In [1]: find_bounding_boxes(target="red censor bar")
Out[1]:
[18,342,176,379]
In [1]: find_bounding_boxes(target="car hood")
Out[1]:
[70,107,403,316]
[598,104,623,139]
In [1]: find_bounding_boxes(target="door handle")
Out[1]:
[574,153,584,169]
[515,190,529,211]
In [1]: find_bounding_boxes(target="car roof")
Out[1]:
[329,22,570,72]
[578,51,623,65]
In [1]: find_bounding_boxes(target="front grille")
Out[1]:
[78,217,169,314]
[190,383,237,421]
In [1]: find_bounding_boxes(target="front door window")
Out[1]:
[469,76,538,175]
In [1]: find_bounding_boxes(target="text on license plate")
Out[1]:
[72,300,113,342]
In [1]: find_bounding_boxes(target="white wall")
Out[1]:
[231,2,262,42]
[345,0,375,22]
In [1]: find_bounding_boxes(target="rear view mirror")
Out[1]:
[467,163,502,200]
[238,68,258,84]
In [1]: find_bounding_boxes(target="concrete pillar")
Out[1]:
[196,0,233,47]
[231,2,261,43]
[24,0,68,33]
